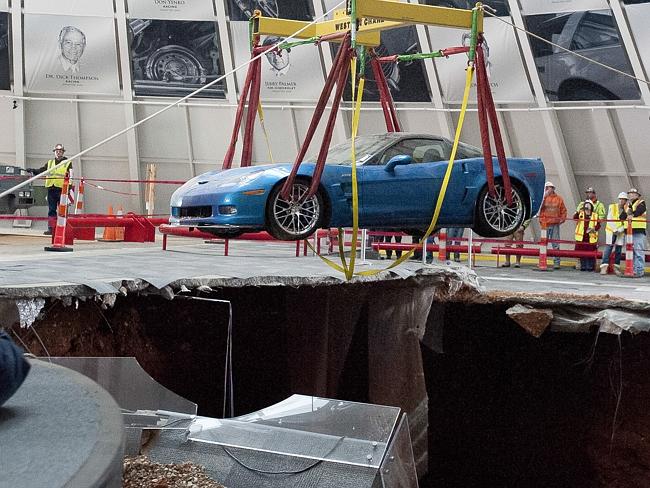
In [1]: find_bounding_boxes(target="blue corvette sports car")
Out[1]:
[170,133,545,240]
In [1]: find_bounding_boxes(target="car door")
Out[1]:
[357,138,457,227]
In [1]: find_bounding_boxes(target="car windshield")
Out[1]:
[456,141,483,159]
[303,135,393,166]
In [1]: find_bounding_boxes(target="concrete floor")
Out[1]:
[0,230,648,304]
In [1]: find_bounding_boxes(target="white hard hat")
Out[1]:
[544,181,555,188]
[617,192,628,199]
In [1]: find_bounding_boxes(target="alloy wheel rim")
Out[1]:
[273,183,320,236]
[482,184,523,233]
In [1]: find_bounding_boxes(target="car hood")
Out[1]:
[184,164,293,190]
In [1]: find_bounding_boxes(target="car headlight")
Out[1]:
[238,172,264,185]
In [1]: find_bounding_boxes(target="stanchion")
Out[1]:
[116,206,125,241]
[421,235,427,264]
[359,228,368,264]
[74,178,85,214]
[624,220,634,277]
[468,229,473,269]
[438,229,447,263]
[536,227,548,271]
[44,172,73,252]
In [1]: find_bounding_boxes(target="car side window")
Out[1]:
[571,13,619,50]
[378,139,446,164]
[456,141,483,159]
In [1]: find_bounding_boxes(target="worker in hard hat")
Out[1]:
[600,192,629,275]
[27,144,72,235]
[538,181,567,269]
[620,188,647,278]
[573,200,600,272]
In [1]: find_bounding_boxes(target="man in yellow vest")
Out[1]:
[600,192,628,275]
[573,200,600,271]
[27,144,72,235]
[620,188,647,278]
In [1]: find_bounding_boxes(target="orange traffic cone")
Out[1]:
[98,205,124,242]
[115,206,125,241]
[75,178,85,214]
[45,172,73,252]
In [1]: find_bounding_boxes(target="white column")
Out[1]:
[610,0,650,105]
[507,0,580,209]
[115,1,143,212]
[11,0,25,166]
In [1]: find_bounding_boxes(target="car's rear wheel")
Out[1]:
[474,182,526,238]
[266,179,324,241]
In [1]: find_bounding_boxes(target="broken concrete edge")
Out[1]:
[463,292,650,335]
[475,290,650,313]
[1,265,648,335]
[0,265,482,329]
[505,304,554,338]
[0,265,482,301]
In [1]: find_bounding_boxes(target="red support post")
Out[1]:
[476,41,513,204]
[475,47,496,198]
[372,53,401,132]
[308,45,352,198]
[370,56,395,132]
[223,52,257,170]
[241,57,263,168]
[280,35,351,199]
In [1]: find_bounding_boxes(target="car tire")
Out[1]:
[474,181,526,238]
[266,178,324,241]
[145,45,207,84]
[560,85,615,102]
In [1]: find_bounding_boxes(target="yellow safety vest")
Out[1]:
[605,203,625,241]
[629,199,647,231]
[574,211,598,244]
[45,159,71,188]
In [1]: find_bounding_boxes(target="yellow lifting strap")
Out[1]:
[256,102,275,164]
[306,58,362,277]
[357,64,475,276]
[346,57,364,280]
[308,59,475,280]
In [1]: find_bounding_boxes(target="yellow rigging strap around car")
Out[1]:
[357,63,475,276]
[256,103,275,164]
[305,57,364,278]
[306,62,474,279]
[346,58,364,280]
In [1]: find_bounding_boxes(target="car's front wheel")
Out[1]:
[266,179,324,241]
[474,182,526,238]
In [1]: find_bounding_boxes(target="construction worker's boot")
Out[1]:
[600,263,609,275]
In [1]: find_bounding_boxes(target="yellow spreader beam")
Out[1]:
[252,15,383,46]
[357,0,482,32]
[252,1,482,47]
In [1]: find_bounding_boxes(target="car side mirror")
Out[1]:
[385,155,414,172]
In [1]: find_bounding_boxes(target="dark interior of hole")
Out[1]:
[421,303,650,488]
[11,292,650,488]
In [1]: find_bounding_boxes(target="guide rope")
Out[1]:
[483,9,650,87]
